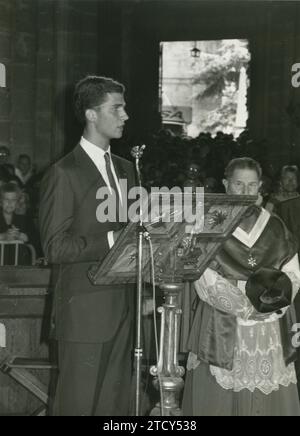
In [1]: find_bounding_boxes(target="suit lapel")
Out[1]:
[73,144,107,189]
[111,154,128,181]
[72,146,131,211]
[111,154,133,205]
[71,146,133,225]
[73,145,128,184]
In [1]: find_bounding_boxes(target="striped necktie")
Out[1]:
[104,152,120,219]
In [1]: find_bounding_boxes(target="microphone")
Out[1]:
[131,145,146,214]
[131,144,146,159]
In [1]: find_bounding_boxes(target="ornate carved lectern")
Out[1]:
[89,193,256,416]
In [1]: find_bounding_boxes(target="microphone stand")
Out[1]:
[132,145,146,416]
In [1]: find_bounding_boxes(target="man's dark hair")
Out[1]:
[224,157,262,180]
[74,75,125,124]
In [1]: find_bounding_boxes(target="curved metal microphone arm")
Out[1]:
[135,160,142,190]
[131,145,146,221]
[131,145,146,189]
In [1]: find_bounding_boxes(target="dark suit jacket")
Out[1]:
[39,144,135,343]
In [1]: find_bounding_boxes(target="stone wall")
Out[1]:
[2,1,300,171]
[0,0,100,171]
[0,0,13,152]
[9,0,37,165]
[34,0,55,170]
[35,0,99,168]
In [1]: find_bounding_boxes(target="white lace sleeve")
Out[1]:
[194,263,300,323]
[194,269,254,320]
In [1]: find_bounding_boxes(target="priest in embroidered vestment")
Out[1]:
[182,157,300,416]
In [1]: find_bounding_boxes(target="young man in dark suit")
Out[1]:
[39,76,136,416]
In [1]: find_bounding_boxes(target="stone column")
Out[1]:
[51,0,99,161]
[35,0,55,169]
[10,0,38,163]
[0,0,12,150]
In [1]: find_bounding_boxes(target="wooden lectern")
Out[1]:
[88,193,256,416]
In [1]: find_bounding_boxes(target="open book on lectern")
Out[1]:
[88,193,257,286]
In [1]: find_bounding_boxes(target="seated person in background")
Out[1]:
[266,165,299,212]
[15,190,30,216]
[15,155,41,218]
[182,162,203,192]
[7,177,32,218]
[0,145,14,181]
[0,145,10,167]
[204,176,218,193]
[0,176,31,219]
[0,182,37,265]
[15,154,34,188]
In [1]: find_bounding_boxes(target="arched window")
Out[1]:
[0,63,6,87]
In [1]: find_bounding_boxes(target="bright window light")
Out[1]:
[159,40,250,138]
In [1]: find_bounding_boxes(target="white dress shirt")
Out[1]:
[80,136,122,248]
[80,136,122,200]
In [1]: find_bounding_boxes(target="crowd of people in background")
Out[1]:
[133,128,300,215]
[135,128,274,192]
[0,145,42,264]
[0,128,300,266]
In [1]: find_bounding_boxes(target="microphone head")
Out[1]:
[131,146,140,158]
[131,145,146,158]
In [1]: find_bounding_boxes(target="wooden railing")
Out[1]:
[0,267,52,415]
[0,241,36,266]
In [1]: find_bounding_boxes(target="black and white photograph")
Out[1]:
[1,0,300,418]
